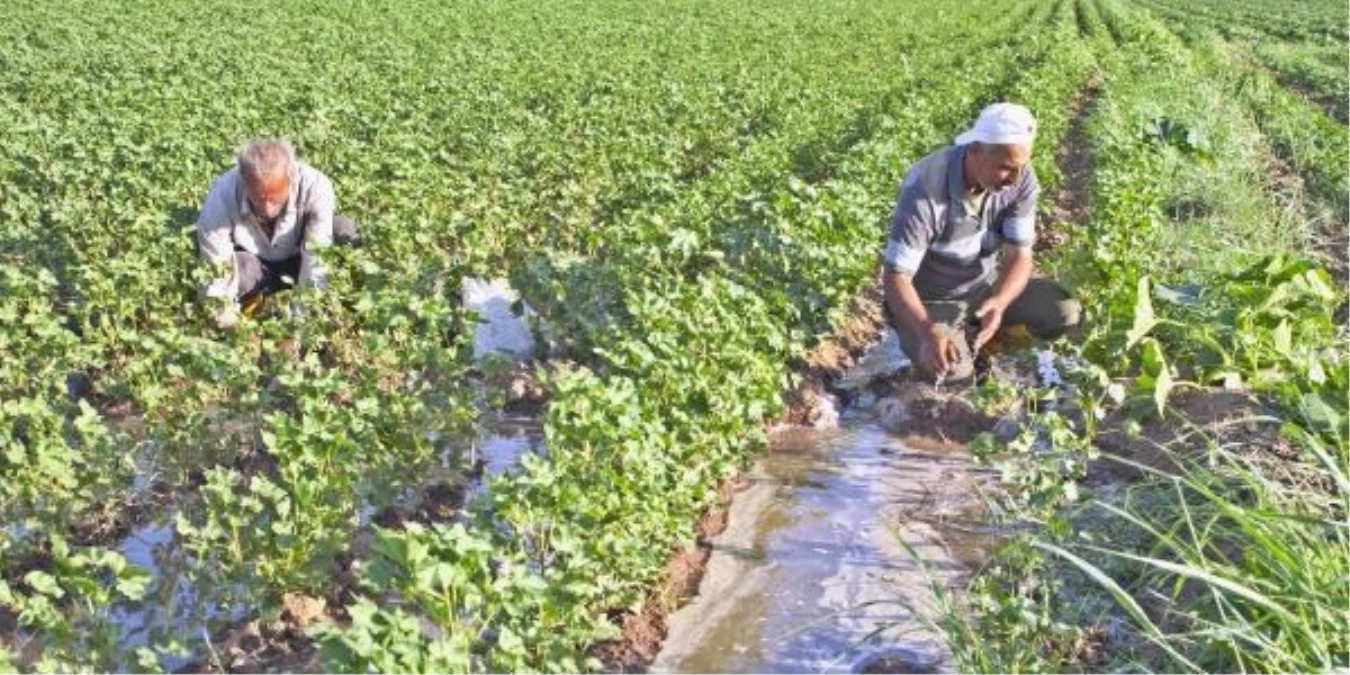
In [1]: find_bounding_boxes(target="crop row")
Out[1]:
[316,3,1078,671]
[941,1,1347,671]
[1135,0,1347,42]
[1,0,1055,670]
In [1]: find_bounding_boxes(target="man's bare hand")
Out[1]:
[214,304,240,331]
[918,323,952,377]
[974,298,1006,351]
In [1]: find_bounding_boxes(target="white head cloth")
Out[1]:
[954,102,1037,146]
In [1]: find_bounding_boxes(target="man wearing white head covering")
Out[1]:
[880,103,1080,382]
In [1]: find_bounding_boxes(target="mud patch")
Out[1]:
[481,360,550,414]
[795,290,887,378]
[68,479,175,547]
[869,381,998,447]
[781,379,842,429]
[191,615,320,674]
[780,290,887,427]
[850,647,942,674]
[1090,387,1290,485]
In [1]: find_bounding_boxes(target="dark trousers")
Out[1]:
[887,277,1081,381]
[235,215,360,303]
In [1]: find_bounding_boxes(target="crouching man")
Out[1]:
[196,138,359,329]
[881,103,1081,382]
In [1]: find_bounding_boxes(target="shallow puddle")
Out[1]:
[113,516,236,672]
[474,414,545,481]
[91,418,545,672]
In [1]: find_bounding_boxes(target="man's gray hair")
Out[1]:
[237,138,296,181]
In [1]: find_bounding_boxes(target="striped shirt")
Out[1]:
[882,144,1038,300]
[196,161,336,300]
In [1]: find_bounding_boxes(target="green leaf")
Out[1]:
[23,571,62,599]
[1137,338,1173,417]
[1126,276,1156,349]
[1272,319,1292,356]
[497,626,525,654]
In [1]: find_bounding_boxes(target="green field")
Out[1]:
[1,0,1346,672]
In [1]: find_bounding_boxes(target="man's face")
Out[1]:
[972,143,1031,193]
[242,172,289,220]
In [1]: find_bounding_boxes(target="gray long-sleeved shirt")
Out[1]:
[196,161,336,301]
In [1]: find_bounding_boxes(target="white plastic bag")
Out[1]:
[461,277,536,361]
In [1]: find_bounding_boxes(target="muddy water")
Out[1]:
[470,415,545,494]
[653,337,999,674]
[97,418,544,672]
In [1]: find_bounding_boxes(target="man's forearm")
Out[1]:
[989,247,1034,307]
[198,218,239,302]
[883,269,932,335]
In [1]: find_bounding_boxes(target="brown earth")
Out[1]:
[192,613,321,674]
[482,360,551,415]
[780,288,887,427]
[1089,386,1294,486]
[1040,73,1101,257]
[870,379,999,447]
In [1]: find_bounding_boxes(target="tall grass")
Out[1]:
[910,1,1349,671]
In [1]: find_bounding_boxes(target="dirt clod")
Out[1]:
[237,630,264,654]
[780,290,888,427]
[281,593,327,629]
[869,381,995,445]
[782,379,841,428]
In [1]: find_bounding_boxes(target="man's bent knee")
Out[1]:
[1008,278,1081,340]
[1059,297,1082,331]
[1030,297,1081,339]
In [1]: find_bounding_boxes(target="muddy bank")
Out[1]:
[780,290,888,428]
